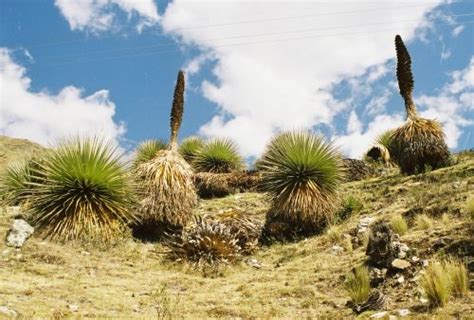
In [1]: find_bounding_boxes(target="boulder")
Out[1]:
[391,259,411,270]
[6,219,34,248]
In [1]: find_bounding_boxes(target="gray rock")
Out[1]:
[246,258,261,269]
[0,306,18,318]
[331,245,344,254]
[397,275,405,284]
[370,311,388,319]
[68,304,79,312]
[391,259,411,270]
[398,309,410,317]
[6,219,34,248]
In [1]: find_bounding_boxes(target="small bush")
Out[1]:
[163,216,241,266]
[415,214,432,230]
[445,259,469,298]
[334,196,363,224]
[326,226,343,244]
[390,214,408,236]
[133,139,167,167]
[178,136,205,163]
[420,261,451,307]
[344,266,371,305]
[193,138,244,173]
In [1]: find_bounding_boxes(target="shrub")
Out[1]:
[193,138,244,173]
[344,266,371,305]
[219,213,263,254]
[260,131,344,238]
[1,158,43,205]
[365,130,393,164]
[24,138,136,242]
[133,139,167,167]
[420,261,451,307]
[135,70,198,229]
[389,214,408,236]
[445,259,469,298]
[163,216,241,266]
[334,196,363,224]
[178,136,205,163]
[390,35,450,175]
[415,214,432,230]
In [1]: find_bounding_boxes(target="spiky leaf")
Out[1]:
[178,136,205,163]
[133,139,167,167]
[193,138,244,173]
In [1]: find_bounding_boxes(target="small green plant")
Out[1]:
[1,158,43,205]
[445,258,469,298]
[193,138,244,173]
[133,139,167,167]
[390,214,408,236]
[25,137,137,242]
[344,266,370,305]
[178,136,205,163]
[334,196,363,224]
[415,214,432,230]
[420,261,451,307]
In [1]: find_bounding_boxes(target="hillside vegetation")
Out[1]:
[0,136,472,319]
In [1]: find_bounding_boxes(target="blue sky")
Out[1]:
[0,0,473,160]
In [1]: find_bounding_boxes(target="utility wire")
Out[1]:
[36,12,474,61]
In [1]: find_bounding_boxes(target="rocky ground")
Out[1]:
[0,137,473,319]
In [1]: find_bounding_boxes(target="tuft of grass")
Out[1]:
[334,196,363,224]
[133,139,167,167]
[1,157,43,205]
[415,214,432,230]
[178,136,205,163]
[390,214,408,236]
[344,266,371,305]
[445,259,469,298]
[465,197,474,220]
[420,261,451,307]
[24,137,137,242]
[193,138,244,173]
[326,226,343,244]
[365,130,393,164]
[259,130,344,237]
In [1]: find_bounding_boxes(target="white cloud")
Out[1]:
[161,0,444,158]
[452,25,464,37]
[416,56,474,148]
[0,48,125,146]
[54,0,159,33]
[335,113,404,159]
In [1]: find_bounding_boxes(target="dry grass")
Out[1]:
[390,214,408,236]
[445,258,469,298]
[420,261,451,307]
[0,151,473,318]
[415,214,433,230]
[344,266,370,305]
[466,197,474,220]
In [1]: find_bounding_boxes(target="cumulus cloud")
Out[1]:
[54,0,159,33]
[416,56,474,148]
[161,0,444,158]
[0,48,125,146]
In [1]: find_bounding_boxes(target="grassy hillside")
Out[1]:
[0,141,472,318]
[0,135,44,174]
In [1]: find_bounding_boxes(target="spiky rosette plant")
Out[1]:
[163,216,241,266]
[24,138,136,242]
[193,138,244,173]
[178,136,205,163]
[135,70,197,229]
[390,35,450,175]
[133,139,167,167]
[1,157,44,205]
[365,130,393,164]
[259,130,344,238]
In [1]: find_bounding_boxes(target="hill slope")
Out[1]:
[0,140,472,318]
[0,135,44,173]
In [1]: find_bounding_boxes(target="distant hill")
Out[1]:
[0,135,44,173]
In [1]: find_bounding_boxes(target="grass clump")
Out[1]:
[389,214,408,236]
[390,35,450,175]
[365,130,393,164]
[334,196,363,224]
[445,259,469,298]
[415,214,432,230]
[344,266,370,305]
[465,197,474,220]
[259,131,344,238]
[193,138,244,173]
[1,157,43,205]
[133,139,167,167]
[179,136,205,163]
[135,70,197,230]
[24,137,136,242]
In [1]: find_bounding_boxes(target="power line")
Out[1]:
[39,19,474,68]
[37,12,474,60]
[20,3,450,49]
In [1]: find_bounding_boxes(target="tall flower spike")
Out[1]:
[395,35,417,119]
[170,70,185,148]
